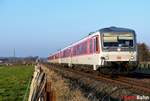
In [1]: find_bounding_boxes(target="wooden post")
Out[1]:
[43,85,47,101]
[50,90,56,101]
[46,82,51,101]
[46,82,51,92]
[46,82,56,101]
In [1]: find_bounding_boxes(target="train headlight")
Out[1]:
[105,56,109,60]
[130,56,134,60]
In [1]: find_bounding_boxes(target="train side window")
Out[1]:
[85,41,87,54]
[79,44,82,55]
[90,39,93,53]
[84,42,87,54]
[73,47,75,56]
[75,46,77,56]
[77,45,79,55]
[72,47,74,56]
[82,42,85,54]
[81,43,83,54]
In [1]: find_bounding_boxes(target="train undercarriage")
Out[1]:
[97,61,138,74]
[50,61,138,75]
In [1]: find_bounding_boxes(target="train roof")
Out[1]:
[99,27,135,33]
[49,26,136,56]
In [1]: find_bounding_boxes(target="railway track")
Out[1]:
[44,63,150,96]
[117,76,150,89]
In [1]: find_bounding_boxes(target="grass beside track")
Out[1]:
[0,65,34,101]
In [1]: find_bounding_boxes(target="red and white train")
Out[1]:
[48,27,138,72]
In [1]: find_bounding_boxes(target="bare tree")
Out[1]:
[138,43,150,62]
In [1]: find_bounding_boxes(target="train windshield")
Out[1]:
[103,32,134,48]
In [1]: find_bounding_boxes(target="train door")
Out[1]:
[92,35,100,70]
[59,52,62,64]
[70,47,73,66]
[93,35,100,54]
[89,38,93,54]
[67,48,72,67]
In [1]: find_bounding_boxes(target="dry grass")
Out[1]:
[43,67,89,101]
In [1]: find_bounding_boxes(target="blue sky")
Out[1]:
[0,0,150,57]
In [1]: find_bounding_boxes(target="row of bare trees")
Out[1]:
[138,43,150,62]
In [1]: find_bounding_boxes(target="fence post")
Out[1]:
[46,82,51,101]
[45,82,56,101]
[50,90,56,101]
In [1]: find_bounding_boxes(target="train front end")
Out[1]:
[99,27,138,72]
